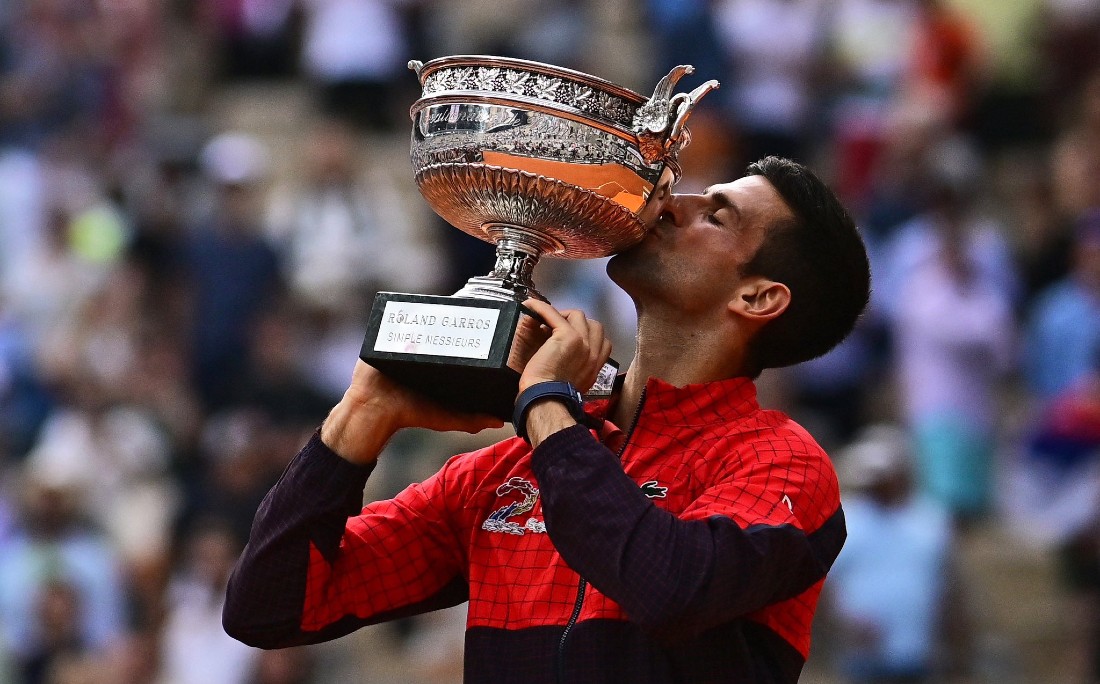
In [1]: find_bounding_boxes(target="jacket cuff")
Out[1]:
[291,431,376,511]
[530,423,595,472]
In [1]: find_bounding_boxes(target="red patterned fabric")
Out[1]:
[225,375,845,683]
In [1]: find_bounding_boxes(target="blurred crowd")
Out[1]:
[0,0,1098,683]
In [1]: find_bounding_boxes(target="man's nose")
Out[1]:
[659,193,704,226]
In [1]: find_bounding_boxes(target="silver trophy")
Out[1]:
[360,56,718,419]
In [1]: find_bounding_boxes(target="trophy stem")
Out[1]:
[453,224,563,302]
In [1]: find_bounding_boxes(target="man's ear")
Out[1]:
[728,278,791,322]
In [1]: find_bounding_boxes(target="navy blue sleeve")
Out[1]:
[530,424,845,638]
[222,433,373,647]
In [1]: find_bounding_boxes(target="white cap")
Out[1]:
[200,132,270,185]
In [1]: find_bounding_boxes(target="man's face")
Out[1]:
[607,175,793,314]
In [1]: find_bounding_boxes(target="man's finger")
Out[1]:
[562,309,591,338]
[523,298,569,330]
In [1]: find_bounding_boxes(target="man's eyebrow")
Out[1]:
[703,187,741,220]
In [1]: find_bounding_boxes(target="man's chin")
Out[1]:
[605,250,629,279]
[606,249,649,292]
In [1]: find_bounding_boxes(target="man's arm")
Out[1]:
[514,300,844,638]
[223,362,502,648]
[529,425,845,639]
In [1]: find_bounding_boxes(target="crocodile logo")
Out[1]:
[482,477,546,535]
[640,480,668,499]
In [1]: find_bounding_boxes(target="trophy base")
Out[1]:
[360,291,618,422]
[360,292,532,420]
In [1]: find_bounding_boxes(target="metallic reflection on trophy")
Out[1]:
[360,56,719,419]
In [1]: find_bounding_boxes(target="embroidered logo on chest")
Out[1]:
[640,480,668,498]
[482,477,546,535]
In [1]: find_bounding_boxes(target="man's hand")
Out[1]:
[321,360,504,465]
[519,299,613,392]
[518,299,612,447]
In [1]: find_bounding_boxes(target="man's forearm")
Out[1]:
[530,425,843,637]
[223,434,375,647]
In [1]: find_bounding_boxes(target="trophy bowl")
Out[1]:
[360,56,718,418]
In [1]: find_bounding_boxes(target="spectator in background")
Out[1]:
[21,365,178,589]
[0,465,127,678]
[713,0,828,165]
[1052,69,1100,222]
[299,0,415,132]
[185,132,282,411]
[200,0,300,81]
[644,0,727,100]
[1039,0,1100,122]
[420,0,590,72]
[160,518,260,684]
[2,207,101,353]
[1025,209,1100,402]
[20,579,97,684]
[1009,156,1075,307]
[783,312,885,451]
[266,117,443,311]
[124,126,208,321]
[0,301,54,460]
[232,305,332,429]
[36,261,148,403]
[506,0,591,71]
[186,409,289,547]
[0,149,47,292]
[881,142,1017,521]
[904,0,984,129]
[825,424,955,683]
[825,0,922,207]
[1008,351,1100,684]
[293,303,373,406]
[0,1,114,149]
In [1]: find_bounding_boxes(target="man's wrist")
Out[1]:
[320,394,396,466]
[514,381,585,447]
[524,400,577,448]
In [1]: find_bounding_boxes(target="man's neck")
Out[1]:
[609,313,749,428]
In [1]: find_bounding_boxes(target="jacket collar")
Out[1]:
[587,374,759,430]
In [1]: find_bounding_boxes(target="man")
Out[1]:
[223,157,871,683]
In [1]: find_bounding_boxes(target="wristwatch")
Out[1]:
[513,381,586,444]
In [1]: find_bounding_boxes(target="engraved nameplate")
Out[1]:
[373,301,501,360]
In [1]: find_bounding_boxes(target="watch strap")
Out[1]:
[513,381,585,444]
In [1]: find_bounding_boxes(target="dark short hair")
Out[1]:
[741,156,871,374]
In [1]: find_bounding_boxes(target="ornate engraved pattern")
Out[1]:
[532,75,559,100]
[420,64,639,128]
[415,163,646,259]
[411,106,660,183]
[503,70,529,94]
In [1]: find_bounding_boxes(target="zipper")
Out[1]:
[616,386,646,462]
[556,579,586,683]
[555,387,647,684]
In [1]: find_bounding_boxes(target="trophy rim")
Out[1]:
[409,92,640,141]
[411,55,648,105]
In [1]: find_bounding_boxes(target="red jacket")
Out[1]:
[224,375,846,683]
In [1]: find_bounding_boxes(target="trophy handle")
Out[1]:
[633,65,694,135]
[667,80,720,153]
[633,66,720,165]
